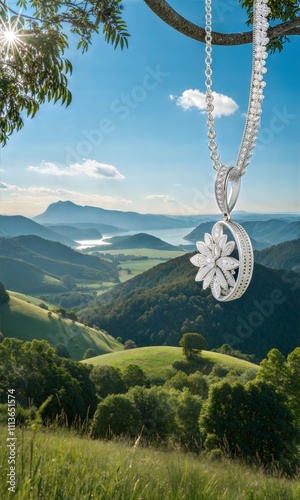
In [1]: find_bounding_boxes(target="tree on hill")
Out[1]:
[180,333,208,358]
[55,343,71,359]
[124,339,137,350]
[89,365,126,399]
[0,0,129,145]
[83,348,98,360]
[144,0,300,52]
[122,364,147,389]
[0,338,97,423]
[0,281,10,304]
[90,394,140,438]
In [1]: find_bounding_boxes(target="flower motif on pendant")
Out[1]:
[190,223,239,299]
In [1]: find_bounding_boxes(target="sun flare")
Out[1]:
[2,28,18,43]
[0,15,23,50]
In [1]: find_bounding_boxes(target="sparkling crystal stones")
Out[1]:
[191,221,254,302]
[214,165,241,216]
[236,0,270,175]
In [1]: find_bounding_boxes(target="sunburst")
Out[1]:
[0,13,24,54]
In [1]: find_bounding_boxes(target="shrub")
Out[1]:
[122,364,147,389]
[199,380,300,474]
[83,348,98,360]
[90,365,126,399]
[90,394,140,438]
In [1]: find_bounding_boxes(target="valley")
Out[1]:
[0,201,299,362]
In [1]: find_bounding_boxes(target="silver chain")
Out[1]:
[205,0,270,175]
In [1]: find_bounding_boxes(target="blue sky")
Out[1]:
[0,0,299,217]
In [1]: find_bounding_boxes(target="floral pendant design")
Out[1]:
[190,220,254,302]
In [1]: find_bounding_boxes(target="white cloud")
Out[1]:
[0,182,132,216]
[0,182,24,191]
[172,89,238,118]
[27,161,75,176]
[146,194,178,203]
[27,159,125,180]
[70,159,125,179]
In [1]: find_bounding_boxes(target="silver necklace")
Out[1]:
[191,0,270,301]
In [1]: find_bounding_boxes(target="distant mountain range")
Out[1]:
[34,201,191,230]
[0,215,74,246]
[185,219,300,249]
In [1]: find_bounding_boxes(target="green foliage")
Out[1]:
[215,344,257,363]
[0,338,97,423]
[83,348,98,360]
[89,365,126,398]
[128,386,175,439]
[257,347,300,426]
[55,342,71,358]
[124,339,137,350]
[239,0,300,52]
[0,0,129,144]
[90,394,140,438]
[174,388,202,450]
[200,379,300,474]
[180,333,208,358]
[122,364,147,389]
[164,371,189,391]
[0,281,9,304]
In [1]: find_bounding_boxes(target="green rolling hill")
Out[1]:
[0,295,122,361]
[81,346,258,378]
[106,233,182,251]
[0,257,67,294]
[0,236,119,286]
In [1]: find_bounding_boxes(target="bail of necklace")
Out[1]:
[215,165,241,218]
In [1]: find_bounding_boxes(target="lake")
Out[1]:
[75,227,196,250]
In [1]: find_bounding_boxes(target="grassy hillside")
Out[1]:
[0,257,67,294]
[81,346,258,377]
[1,427,298,500]
[0,296,122,361]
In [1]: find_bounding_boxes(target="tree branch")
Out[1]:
[143,0,300,45]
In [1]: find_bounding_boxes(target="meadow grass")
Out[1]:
[9,291,54,308]
[0,426,299,499]
[82,346,258,378]
[1,297,122,360]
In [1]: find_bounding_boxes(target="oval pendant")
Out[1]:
[190,220,254,302]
